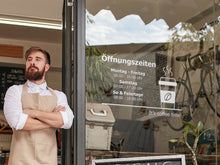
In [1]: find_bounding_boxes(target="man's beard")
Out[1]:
[25,65,45,81]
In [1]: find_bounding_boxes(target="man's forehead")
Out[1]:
[27,51,45,58]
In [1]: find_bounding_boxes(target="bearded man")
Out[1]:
[3,46,74,165]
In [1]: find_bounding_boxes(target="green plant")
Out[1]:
[86,45,114,102]
[169,121,210,165]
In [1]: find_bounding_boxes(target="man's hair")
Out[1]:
[25,46,51,65]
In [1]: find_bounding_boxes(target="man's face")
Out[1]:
[25,51,50,81]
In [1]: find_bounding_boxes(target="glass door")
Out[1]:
[85,1,220,164]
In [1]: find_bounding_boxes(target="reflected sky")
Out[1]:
[86,10,174,46]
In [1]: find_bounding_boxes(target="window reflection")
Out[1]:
[86,1,220,165]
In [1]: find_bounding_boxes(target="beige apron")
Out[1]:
[9,83,58,165]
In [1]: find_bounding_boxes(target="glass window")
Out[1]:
[86,1,220,164]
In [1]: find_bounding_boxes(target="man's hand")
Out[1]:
[53,105,66,112]
[23,108,37,118]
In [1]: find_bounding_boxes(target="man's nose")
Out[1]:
[30,60,35,66]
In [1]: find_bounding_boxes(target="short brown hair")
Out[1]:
[25,46,51,65]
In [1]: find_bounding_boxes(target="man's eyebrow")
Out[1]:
[36,56,43,59]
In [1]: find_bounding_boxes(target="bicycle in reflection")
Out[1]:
[167,46,220,131]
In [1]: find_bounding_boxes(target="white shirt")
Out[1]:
[3,80,74,130]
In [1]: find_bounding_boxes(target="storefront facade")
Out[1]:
[1,1,220,165]
[81,0,220,164]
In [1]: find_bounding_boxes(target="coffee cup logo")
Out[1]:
[159,66,177,109]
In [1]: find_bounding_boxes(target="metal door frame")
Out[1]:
[62,0,86,165]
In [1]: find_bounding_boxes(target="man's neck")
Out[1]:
[29,78,45,85]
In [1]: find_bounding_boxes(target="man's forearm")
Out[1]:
[22,116,51,130]
[23,109,64,128]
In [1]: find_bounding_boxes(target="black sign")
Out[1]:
[0,67,26,109]
[92,155,185,165]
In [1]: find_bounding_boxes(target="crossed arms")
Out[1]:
[4,85,74,131]
[22,105,66,130]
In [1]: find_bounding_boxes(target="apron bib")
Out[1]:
[9,83,58,165]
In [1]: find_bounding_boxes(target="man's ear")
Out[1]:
[45,64,50,72]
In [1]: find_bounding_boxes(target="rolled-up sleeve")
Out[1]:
[3,85,28,130]
[54,91,74,129]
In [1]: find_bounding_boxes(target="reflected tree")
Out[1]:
[86,45,114,102]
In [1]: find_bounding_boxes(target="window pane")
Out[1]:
[86,1,219,164]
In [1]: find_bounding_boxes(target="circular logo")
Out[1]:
[164,92,172,101]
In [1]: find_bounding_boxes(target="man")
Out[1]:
[4,46,74,165]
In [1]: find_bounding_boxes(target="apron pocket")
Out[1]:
[35,142,57,164]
